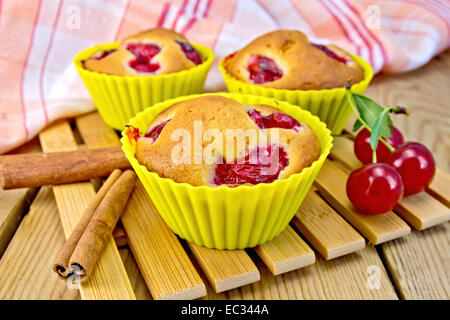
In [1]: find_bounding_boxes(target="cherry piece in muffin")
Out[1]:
[247,108,300,131]
[145,119,171,143]
[176,41,202,65]
[311,43,349,64]
[247,56,283,84]
[126,43,161,73]
[214,145,289,185]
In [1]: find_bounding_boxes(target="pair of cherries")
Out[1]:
[346,128,436,215]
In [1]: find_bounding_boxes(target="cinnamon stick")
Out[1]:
[0,146,131,189]
[53,169,123,278]
[68,170,136,282]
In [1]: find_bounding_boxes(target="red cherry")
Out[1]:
[346,163,404,215]
[354,127,404,164]
[388,142,436,196]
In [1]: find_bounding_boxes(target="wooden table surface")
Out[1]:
[0,50,448,300]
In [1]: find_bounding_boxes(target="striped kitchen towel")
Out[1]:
[0,0,448,154]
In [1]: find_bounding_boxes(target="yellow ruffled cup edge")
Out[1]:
[121,93,333,249]
[73,42,214,129]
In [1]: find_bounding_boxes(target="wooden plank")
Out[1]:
[0,188,37,257]
[122,183,206,299]
[76,112,206,300]
[427,167,450,207]
[113,225,128,247]
[210,246,398,300]
[188,242,259,293]
[292,189,365,260]
[331,136,450,230]
[0,137,41,257]
[75,112,123,147]
[253,226,315,275]
[315,160,410,244]
[39,120,135,300]
[395,193,450,230]
[0,187,80,300]
[329,135,361,169]
[119,248,152,300]
[381,223,450,299]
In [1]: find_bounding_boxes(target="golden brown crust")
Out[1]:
[225,30,364,90]
[135,95,321,186]
[84,28,198,76]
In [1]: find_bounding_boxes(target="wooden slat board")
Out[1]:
[315,160,411,244]
[381,223,450,299]
[331,137,450,230]
[76,112,206,300]
[0,138,41,257]
[113,225,128,247]
[427,167,450,207]
[0,187,79,300]
[0,188,36,257]
[395,193,450,230]
[122,183,206,299]
[118,248,152,300]
[292,189,365,260]
[189,242,260,292]
[253,226,315,275]
[1,49,448,301]
[202,246,398,300]
[39,120,135,300]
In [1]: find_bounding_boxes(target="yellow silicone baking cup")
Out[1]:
[121,93,332,249]
[219,55,373,135]
[74,42,214,130]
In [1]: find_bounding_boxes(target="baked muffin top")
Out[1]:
[224,30,364,90]
[83,28,202,76]
[129,95,321,186]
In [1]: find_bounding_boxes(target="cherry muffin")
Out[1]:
[131,95,321,186]
[224,30,363,90]
[84,28,203,76]
[219,30,373,135]
[121,93,332,249]
[74,28,214,130]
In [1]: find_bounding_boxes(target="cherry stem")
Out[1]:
[390,105,409,116]
[345,88,396,153]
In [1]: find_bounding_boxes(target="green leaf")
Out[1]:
[370,108,390,150]
[351,92,393,138]
[353,119,363,132]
